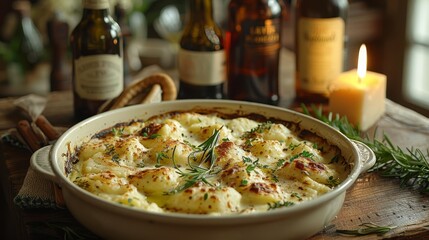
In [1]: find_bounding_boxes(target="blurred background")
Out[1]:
[0,0,427,117]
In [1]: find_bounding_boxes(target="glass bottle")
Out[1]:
[226,0,285,105]
[70,0,123,120]
[47,12,72,91]
[294,0,348,103]
[177,0,225,99]
[114,0,132,86]
[9,0,44,72]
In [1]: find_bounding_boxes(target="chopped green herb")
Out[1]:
[288,143,300,151]
[112,154,120,164]
[267,201,295,210]
[300,150,313,158]
[112,127,124,137]
[327,176,340,187]
[105,144,120,164]
[271,174,279,182]
[155,152,169,167]
[244,138,254,147]
[246,164,256,173]
[240,179,248,186]
[105,144,115,155]
[291,192,302,200]
[243,121,273,139]
[290,151,313,162]
[242,156,253,163]
[149,133,161,139]
[275,159,286,169]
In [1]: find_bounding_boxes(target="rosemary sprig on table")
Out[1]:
[169,128,222,193]
[302,105,429,193]
[336,222,396,236]
[28,220,99,239]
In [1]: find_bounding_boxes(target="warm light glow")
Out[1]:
[357,44,367,80]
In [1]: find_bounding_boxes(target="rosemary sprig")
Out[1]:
[170,128,222,193]
[336,222,396,236]
[302,104,429,193]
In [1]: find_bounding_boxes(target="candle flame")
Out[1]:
[357,44,367,81]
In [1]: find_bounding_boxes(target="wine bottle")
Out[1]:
[114,0,132,86]
[9,0,44,72]
[70,0,123,120]
[226,0,285,105]
[177,0,225,99]
[294,0,348,103]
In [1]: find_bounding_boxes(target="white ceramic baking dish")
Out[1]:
[31,99,375,240]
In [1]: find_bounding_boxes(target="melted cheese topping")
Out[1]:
[68,111,351,215]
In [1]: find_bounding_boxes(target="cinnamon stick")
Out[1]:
[35,115,60,141]
[17,120,43,152]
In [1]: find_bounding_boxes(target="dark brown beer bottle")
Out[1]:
[226,0,284,105]
[177,0,225,99]
[294,0,348,103]
[70,0,123,120]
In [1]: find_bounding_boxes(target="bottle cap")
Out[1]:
[12,0,31,15]
[83,0,109,10]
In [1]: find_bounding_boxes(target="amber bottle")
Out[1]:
[226,0,284,105]
[70,0,123,120]
[177,0,225,99]
[294,0,348,103]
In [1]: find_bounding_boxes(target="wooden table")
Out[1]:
[1,91,429,239]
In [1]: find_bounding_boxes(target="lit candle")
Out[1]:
[329,44,387,131]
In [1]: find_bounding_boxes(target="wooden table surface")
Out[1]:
[1,91,429,239]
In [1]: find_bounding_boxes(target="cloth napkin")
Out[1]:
[1,121,64,209]
[0,94,59,209]
[6,92,63,209]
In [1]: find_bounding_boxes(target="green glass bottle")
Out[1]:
[70,0,123,120]
[10,0,44,72]
[177,0,225,99]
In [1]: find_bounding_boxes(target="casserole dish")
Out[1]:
[32,99,375,240]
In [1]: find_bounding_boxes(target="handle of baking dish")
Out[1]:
[351,140,376,174]
[30,145,58,183]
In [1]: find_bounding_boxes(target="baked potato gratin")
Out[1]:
[67,111,351,215]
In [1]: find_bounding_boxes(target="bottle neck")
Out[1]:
[82,0,110,18]
[189,0,214,22]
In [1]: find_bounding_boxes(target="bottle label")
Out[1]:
[178,49,225,86]
[83,0,109,10]
[242,19,281,53]
[74,54,123,100]
[298,17,345,94]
